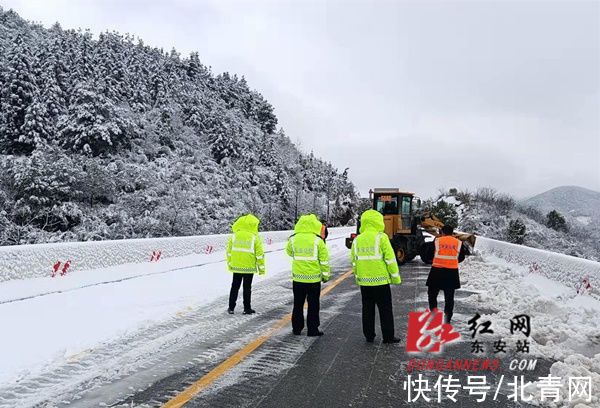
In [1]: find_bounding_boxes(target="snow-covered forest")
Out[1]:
[0,8,359,245]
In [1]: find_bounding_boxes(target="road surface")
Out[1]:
[53,249,550,407]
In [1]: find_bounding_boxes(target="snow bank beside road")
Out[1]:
[461,253,600,407]
[0,241,290,305]
[0,227,354,282]
[463,237,600,406]
[476,237,599,300]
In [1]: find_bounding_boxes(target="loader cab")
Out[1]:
[371,189,415,239]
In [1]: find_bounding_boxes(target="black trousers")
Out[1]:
[360,284,395,341]
[427,287,455,323]
[228,273,254,311]
[292,281,321,335]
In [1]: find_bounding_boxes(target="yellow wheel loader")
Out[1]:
[345,188,476,265]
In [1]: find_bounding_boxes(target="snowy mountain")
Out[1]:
[522,185,600,227]
[0,8,358,245]
[428,188,600,262]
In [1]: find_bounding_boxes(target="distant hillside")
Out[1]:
[0,8,358,245]
[522,186,600,227]
[426,188,599,262]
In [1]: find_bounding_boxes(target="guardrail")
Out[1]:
[0,227,355,282]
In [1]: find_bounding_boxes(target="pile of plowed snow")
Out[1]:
[462,245,600,407]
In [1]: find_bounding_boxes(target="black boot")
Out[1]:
[307,330,324,337]
[243,309,256,315]
[383,337,401,344]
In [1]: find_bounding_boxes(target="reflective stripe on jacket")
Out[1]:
[350,210,401,286]
[432,236,461,269]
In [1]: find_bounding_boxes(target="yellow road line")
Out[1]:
[163,269,354,408]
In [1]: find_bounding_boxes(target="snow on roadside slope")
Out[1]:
[476,237,599,299]
[461,251,600,407]
[0,227,354,282]
[0,240,290,304]
[0,227,354,303]
[0,233,349,387]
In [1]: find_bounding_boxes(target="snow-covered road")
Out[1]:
[0,233,350,407]
[1,231,599,407]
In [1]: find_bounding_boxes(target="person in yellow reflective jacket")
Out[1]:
[227,214,265,315]
[286,214,330,336]
[350,210,402,343]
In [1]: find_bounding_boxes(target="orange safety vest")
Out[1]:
[320,224,327,239]
[432,236,461,269]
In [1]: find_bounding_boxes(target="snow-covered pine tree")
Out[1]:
[546,210,568,232]
[95,32,129,102]
[126,39,152,112]
[507,219,527,244]
[257,132,277,167]
[182,93,207,133]
[0,34,38,153]
[209,117,241,164]
[72,29,96,81]
[58,81,131,155]
[7,146,83,231]
[254,96,277,134]
[36,32,68,121]
[20,96,51,148]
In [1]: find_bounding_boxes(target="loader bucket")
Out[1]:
[455,233,476,254]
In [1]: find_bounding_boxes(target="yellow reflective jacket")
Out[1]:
[227,214,265,275]
[350,210,401,286]
[286,214,330,283]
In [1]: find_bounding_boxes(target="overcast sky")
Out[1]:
[2,0,599,198]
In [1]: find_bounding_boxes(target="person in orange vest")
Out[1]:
[425,225,468,324]
[320,222,329,242]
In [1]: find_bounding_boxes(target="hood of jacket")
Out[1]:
[232,214,260,234]
[294,214,322,235]
[360,210,385,233]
